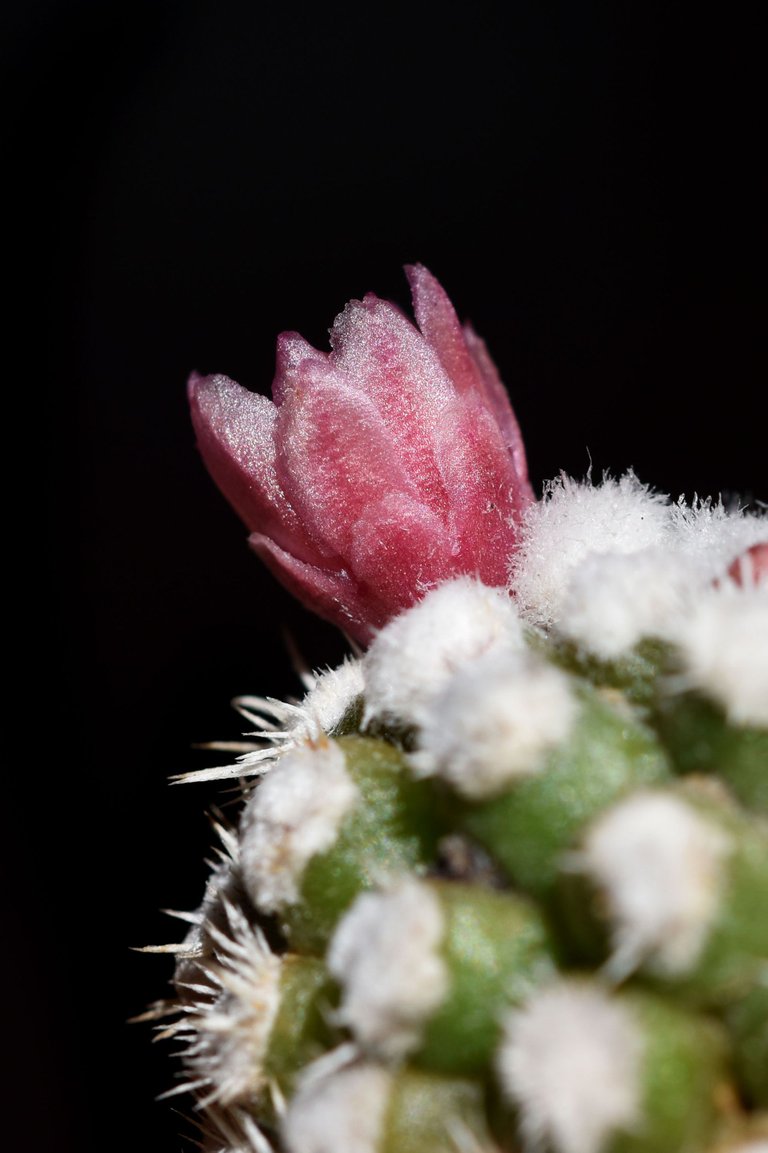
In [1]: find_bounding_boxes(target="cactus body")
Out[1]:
[152,271,767,1152]
[149,521,767,1152]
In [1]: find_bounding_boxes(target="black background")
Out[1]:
[10,2,766,1150]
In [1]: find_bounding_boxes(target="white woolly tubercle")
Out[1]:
[559,548,698,658]
[228,657,365,781]
[668,498,768,581]
[169,902,282,1109]
[412,650,579,800]
[236,659,362,765]
[497,981,643,1153]
[189,932,282,1106]
[582,791,730,978]
[300,657,365,732]
[282,1060,391,1153]
[362,576,524,730]
[509,471,671,630]
[240,739,359,913]
[672,585,768,727]
[327,877,449,1059]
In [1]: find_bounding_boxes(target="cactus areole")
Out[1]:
[147,268,768,1153]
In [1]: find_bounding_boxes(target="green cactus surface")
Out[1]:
[146,553,761,1148]
[147,464,767,1153]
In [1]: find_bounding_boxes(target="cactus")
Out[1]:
[144,269,768,1153]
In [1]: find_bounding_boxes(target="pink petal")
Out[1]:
[432,396,532,586]
[463,323,532,494]
[406,263,532,497]
[405,262,481,396]
[349,492,458,615]
[271,331,327,406]
[249,533,388,643]
[328,293,455,513]
[188,373,321,565]
[274,358,422,557]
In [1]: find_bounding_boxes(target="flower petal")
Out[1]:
[433,396,532,586]
[406,262,481,396]
[271,331,327,406]
[463,322,532,493]
[406,263,531,493]
[188,373,322,565]
[274,359,421,556]
[329,293,454,512]
[248,533,388,643]
[349,493,458,616]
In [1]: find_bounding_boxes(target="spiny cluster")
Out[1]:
[145,474,768,1153]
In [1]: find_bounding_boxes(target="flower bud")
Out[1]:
[189,266,533,643]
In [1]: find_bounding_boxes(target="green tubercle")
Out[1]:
[651,688,768,814]
[618,989,733,1153]
[264,955,338,1101]
[283,735,443,952]
[417,881,558,1074]
[461,685,671,899]
[563,778,768,1006]
[382,1067,493,1153]
[724,974,768,1109]
[497,978,733,1153]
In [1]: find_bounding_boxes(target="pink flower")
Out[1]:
[188,265,534,643]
